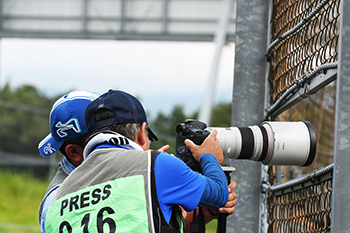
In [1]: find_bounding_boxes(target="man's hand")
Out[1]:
[157,145,170,153]
[184,129,223,164]
[203,180,237,221]
[218,181,237,214]
[182,181,237,233]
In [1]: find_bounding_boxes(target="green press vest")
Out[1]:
[45,148,183,233]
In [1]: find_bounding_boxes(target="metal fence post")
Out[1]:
[331,0,350,231]
[228,0,269,232]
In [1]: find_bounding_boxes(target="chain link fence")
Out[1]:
[265,0,339,232]
[267,165,333,233]
[267,0,339,104]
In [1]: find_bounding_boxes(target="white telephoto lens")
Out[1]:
[261,121,316,166]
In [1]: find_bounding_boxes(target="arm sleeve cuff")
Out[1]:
[198,153,229,208]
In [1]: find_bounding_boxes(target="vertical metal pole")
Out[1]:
[275,166,282,184]
[0,0,3,30]
[0,38,1,156]
[198,0,233,125]
[162,0,169,34]
[260,2,273,232]
[260,165,269,233]
[0,0,2,159]
[331,0,350,231]
[120,0,126,32]
[48,153,56,180]
[227,0,269,232]
[82,0,88,34]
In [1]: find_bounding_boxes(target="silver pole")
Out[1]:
[331,0,350,231]
[198,0,233,125]
[228,0,269,232]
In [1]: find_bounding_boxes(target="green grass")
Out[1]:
[0,170,49,232]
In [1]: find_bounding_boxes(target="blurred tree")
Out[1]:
[0,83,233,161]
[210,102,232,127]
[150,105,192,154]
[0,84,57,154]
[150,102,232,154]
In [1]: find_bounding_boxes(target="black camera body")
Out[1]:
[176,119,210,144]
[175,119,211,172]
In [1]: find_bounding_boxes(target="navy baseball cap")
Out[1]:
[85,89,158,142]
[38,90,100,157]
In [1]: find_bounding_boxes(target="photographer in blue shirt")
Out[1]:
[44,90,237,232]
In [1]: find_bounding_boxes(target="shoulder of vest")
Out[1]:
[39,160,69,219]
[150,150,161,164]
[45,161,69,195]
[149,150,183,233]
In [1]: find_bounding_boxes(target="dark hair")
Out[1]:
[59,134,88,156]
[92,108,141,140]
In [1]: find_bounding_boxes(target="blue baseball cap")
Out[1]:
[38,90,100,157]
[85,89,158,142]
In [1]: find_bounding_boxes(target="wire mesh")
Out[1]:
[267,165,333,233]
[267,0,340,104]
[266,0,339,232]
[278,81,336,175]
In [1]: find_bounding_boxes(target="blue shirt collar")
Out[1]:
[94,144,135,151]
[62,156,76,174]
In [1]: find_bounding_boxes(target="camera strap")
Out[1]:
[190,207,205,233]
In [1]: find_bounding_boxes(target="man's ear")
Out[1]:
[65,144,84,167]
[135,122,147,145]
[135,122,149,150]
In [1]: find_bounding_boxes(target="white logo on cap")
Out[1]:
[44,143,56,154]
[55,118,82,138]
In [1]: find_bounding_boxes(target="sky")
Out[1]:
[0,38,235,120]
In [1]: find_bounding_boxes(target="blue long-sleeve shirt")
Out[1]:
[154,152,228,222]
